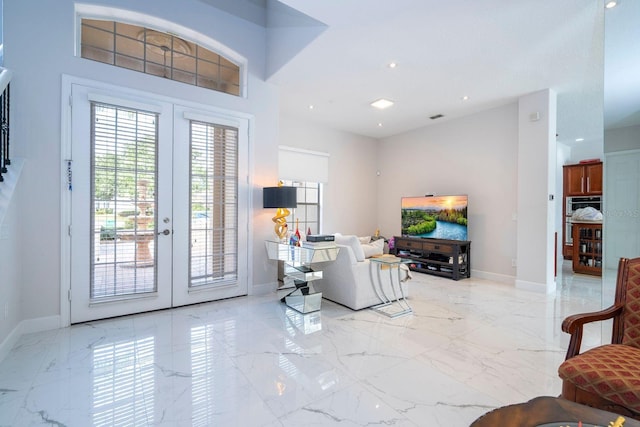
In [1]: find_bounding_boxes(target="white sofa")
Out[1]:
[312,233,411,310]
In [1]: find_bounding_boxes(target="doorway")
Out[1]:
[66,81,249,323]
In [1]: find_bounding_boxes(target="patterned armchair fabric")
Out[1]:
[558,344,640,412]
[558,257,640,419]
[623,262,640,348]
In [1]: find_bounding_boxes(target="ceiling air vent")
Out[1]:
[430,114,444,120]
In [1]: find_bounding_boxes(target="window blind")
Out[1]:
[189,121,239,287]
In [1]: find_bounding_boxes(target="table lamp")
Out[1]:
[263,184,297,240]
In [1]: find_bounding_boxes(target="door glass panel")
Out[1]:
[91,103,158,299]
[189,121,238,287]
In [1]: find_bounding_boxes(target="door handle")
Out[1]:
[157,229,171,236]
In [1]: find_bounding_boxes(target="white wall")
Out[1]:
[3,0,280,333]
[568,140,604,163]
[603,124,640,272]
[279,115,379,236]
[605,125,640,153]
[377,104,519,282]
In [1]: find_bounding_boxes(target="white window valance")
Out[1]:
[278,146,329,183]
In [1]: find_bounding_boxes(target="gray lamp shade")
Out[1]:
[263,186,297,208]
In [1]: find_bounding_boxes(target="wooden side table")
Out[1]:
[471,396,640,427]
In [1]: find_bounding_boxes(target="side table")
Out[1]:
[369,256,413,318]
[265,241,339,314]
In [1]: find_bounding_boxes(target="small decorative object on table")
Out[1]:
[387,236,395,251]
[611,416,626,427]
[294,219,302,246]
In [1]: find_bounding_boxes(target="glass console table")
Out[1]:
[265,241,339,313]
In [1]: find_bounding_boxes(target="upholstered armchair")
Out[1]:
[558,257,640,419]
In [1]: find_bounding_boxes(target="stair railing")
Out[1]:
[0,67,12,183]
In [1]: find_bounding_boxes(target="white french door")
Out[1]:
[68,82,248,323]
[171,106,249,307]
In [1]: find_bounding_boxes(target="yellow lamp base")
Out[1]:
[273,207,290,240]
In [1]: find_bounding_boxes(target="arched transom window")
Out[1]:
[80,19,241,96]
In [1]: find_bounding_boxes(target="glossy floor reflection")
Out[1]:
[0,263,604,426]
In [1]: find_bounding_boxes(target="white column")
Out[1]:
[516,89,557,293]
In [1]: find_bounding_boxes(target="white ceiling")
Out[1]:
[201,0,639,148]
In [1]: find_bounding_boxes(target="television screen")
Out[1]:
[401,195,468,241]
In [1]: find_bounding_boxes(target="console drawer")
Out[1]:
[422,242,453,255]
[396,238,422,250]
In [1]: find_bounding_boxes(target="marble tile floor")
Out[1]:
[0,265,607,426]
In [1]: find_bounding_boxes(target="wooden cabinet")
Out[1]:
[571,221,603,276]
[584,163,603,194]
[393,236,470,280]
[563,162,603,196]
[562,161,603,259]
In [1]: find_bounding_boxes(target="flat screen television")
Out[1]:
[401,195,468,241]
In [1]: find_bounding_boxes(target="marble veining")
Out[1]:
[0,262,604,426]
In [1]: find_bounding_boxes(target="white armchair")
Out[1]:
[312,233,411,310]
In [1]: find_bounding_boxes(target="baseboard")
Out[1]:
[515,279,556,294]
[471,270,557,294]
[20,315,62,334]
[471,269,516,285]
[0,323,22,364]
[0,315,62,363]
[251,280,278,296]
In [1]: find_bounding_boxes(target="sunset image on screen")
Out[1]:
[402,195,467,211]
[401,195,468,241]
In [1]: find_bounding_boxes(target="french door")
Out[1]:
[68,83,248,323]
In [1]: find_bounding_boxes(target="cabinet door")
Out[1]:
[564,165,585,196]
[571,222,603,276]
[585,163,603,195]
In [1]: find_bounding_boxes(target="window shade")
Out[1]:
[278,146,329,183]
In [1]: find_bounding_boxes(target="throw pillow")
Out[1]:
[334,233,366,262]
[358,236,371,244]
[362,238,384,258]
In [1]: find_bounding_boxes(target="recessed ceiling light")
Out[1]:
[378,123,383,127]
[388,62,397,68]
[605,1,618,8]
[308,104,314,110]
[461,95,469,101]
[575,138,584,142]
[371,98,394,109]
